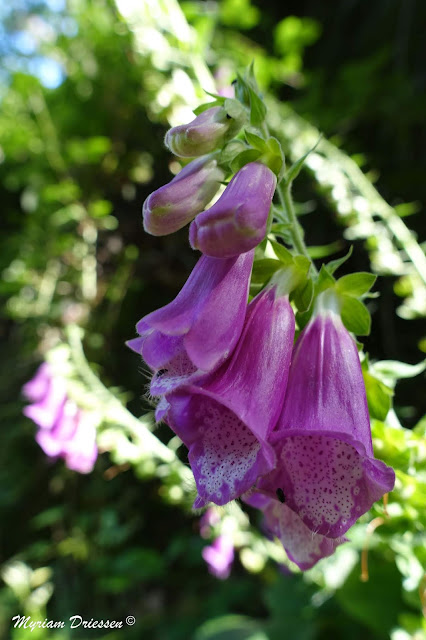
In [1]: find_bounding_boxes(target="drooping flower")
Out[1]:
[23,363,98,474]
[143,155,225,236]
[189,162,277,258]
[243,490,347,571]
[202,534,234,579]
[165,286,295,508]
[256,291,395,539]
[165,106,243,158]
[126,251,254,417]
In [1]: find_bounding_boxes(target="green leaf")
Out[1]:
[248,86,267,127]
[220,140,248,165]
[336,272,377,297]
[282,137,321,185]
[372,359,426,381]
[326,246,353,274]
[230,149,262,173]
[340,296,371,335]
[194,615,268,640]
[251,258,281,284]
[224,97,246,120]
[307,240,344,259]
[363,371,393,421]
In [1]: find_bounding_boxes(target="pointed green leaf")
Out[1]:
[326,246,353,274]
[283,137,322,185]
[336,272,377,297]
[248,87,266,127]
[193,100,223,115]
[307,240,344,259]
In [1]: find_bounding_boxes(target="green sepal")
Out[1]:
[251,258,282,284]
[291,275,314,313]
[363,370,394,421]
[269,240,294,265]
[316,264,336,295]
[220,140,249,167]
[230,149,262,174]
[340,295,371,335]
[336,272,377,297]
[244,129,267,151]
[193,98,225,116]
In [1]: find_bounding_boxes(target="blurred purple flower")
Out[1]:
[127,252,254,419]
[165,286,295,508]
[199,507,220,538]
[23,364,98,474]
[202,535,234,579]
[243,490,347,571]
[165,106,243,157]
[189,162,276,258]
[256,293,395,538]
[143,155,225,236]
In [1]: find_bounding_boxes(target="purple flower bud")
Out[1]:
[23,364,98,474]
[127,252,254,412]
[202,535,234,579]
[256,293,395,539]
[165,286,295,507]
[165,107,243,158]
[143,156,225,236]
[189,162,277,258]
[243,491,347,571]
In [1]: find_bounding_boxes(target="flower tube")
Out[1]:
[256,291,395,538]
[127,252,254,416]
[165,286,295,507]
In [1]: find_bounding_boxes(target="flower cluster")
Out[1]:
[22,362,98,474]
[128,101,395,570]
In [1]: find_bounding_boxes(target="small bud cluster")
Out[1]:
[128,70,394,571]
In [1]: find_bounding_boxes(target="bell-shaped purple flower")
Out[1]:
[127,252,254,411]
[243,491,347,571]
[189,162,277,258]
[165,106,243,158]
[143,156,225,236]
[202,534,234,579]
[23,364,98,474]
[256,292,395,539]
[165,286,295,508]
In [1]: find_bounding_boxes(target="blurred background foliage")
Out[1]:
[0,0,425,638]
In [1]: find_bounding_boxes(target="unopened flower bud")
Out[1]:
[189,162,276,257]
[143,156,225,236]
[165,106,244,158]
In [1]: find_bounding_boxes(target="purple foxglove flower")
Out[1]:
[165,107,243,158]
[256,293,395,539]
[189,162,277,258]
[23,365,98,474]
[165,286,295,507]
[143,156,225,236]
[127,251,254,407]
[23,372,67,430]
[202,534,234,579]
[22,362,52,402]
[244,491,347,571]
